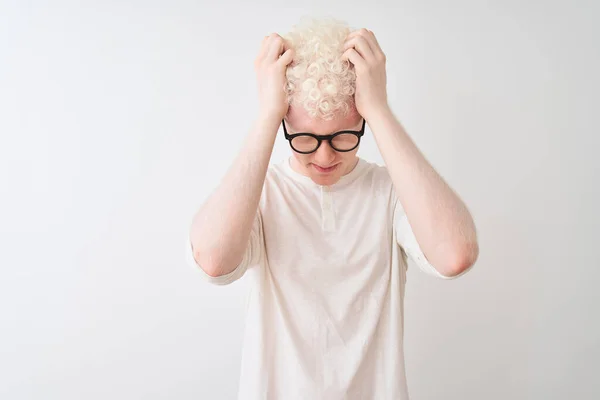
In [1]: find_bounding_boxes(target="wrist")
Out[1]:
[258,107,286,123]
[363,103,392,123]
[256,110,285,134]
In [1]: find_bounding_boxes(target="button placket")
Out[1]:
[320,186,336,232]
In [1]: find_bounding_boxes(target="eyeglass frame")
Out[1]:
[281,118,366,154]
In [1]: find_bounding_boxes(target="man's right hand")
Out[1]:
[254,33,295,121]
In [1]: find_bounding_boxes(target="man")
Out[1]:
[187,17,479,400]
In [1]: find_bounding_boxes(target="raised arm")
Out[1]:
[189,33,294,277]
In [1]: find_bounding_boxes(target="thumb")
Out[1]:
[277,48,295,67]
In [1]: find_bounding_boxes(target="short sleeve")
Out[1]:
[393,198,470,280]
[186,209,265,285]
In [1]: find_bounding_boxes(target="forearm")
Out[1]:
[368,107,478,274]
[189,113,280,277]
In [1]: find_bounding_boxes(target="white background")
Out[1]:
[1,1,599,399]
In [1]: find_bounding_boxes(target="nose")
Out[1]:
[313,140,337,165]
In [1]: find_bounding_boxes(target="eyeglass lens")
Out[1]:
[291,133,359,153]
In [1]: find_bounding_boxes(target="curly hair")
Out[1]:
[283,17,356,121]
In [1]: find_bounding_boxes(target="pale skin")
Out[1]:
[341,28,479,276]
[190,30,478,278]
[189,33,293,276]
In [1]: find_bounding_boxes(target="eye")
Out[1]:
[331,134,359,151]
[290,135,319,152]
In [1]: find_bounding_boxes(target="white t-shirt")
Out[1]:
[186,156,471,399]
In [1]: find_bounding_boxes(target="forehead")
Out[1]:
[285,105,362,134]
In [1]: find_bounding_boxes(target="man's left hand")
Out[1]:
[342,28,389,121]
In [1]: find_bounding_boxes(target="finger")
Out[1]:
[276,48,295,68]
[266,34,286,61]
[343,36,375,62]
[366,29,384,55]
[341,48,367,71]
[346,28,372,42]
[256,36,270,63]
[346,28,377,53]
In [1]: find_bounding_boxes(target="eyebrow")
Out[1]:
[285,120,363,134]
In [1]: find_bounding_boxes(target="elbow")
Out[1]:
[440,241,479,278]
[192,246,226,278]
[453,241,479,276]
[202,264,225,278]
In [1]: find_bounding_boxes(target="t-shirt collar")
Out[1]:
[281,156,368,189]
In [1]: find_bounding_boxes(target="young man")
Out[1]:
[187,18,479,400]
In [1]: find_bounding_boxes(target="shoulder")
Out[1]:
[357,160,395,196]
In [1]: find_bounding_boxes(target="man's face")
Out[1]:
[284,105,363,186]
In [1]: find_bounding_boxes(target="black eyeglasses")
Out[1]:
[282,119,366,154]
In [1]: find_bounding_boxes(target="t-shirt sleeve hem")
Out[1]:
[185,236,247,286]
[393,199,474,280]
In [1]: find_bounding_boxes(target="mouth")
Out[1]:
[312,163,339,173]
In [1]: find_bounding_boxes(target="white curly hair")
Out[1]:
[283,17,357,121]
